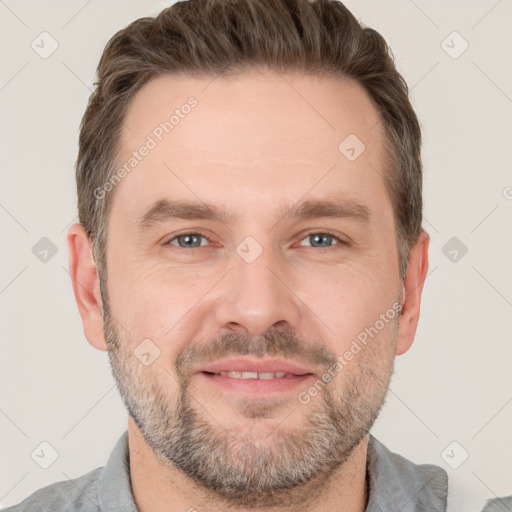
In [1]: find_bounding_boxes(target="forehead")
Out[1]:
[112,70,390,223]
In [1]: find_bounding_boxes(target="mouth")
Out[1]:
[203,371,307,379]
[197,358,317,394]
[199,371,315,394]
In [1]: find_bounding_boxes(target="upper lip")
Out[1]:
[198,358,316,376]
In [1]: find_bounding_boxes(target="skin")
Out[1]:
[68,70,429,512]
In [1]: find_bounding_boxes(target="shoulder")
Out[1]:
[481,495,512,511]
[2,466,103,512]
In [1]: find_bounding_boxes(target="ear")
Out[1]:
[395,229,430,356]
[67,223,107,351]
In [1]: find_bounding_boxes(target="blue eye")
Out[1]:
[298,232,345,249]
[165,231,347,250]
[167,233,209,249]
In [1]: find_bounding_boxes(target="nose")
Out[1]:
[214,243,303,337]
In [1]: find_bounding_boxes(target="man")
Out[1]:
[4,0,451,510]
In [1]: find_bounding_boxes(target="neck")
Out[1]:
[128,418,369,512]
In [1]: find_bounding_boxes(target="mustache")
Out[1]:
[175,329,337,378]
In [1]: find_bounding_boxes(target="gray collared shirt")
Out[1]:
[3,431,448,511]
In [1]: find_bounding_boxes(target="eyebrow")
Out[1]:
[136,196,371,232]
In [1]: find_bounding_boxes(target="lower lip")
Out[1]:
[199,372,316,394]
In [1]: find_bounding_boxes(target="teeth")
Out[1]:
[259,372,283,379]
[241,371,258,379]
[218,371,292,379]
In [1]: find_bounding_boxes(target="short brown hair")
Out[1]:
[76,0,423,281]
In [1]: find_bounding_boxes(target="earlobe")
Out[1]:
[67,223,108,351]
[395,229,430,356]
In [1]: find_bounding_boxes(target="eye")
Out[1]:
[297,232,347,249]
[164,231,348,251]
[166,232,211,249]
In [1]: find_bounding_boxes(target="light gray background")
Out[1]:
[1,1,511,510]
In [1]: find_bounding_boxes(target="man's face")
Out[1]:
[100,71,405,506]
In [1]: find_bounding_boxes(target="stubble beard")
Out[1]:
[102,297,397,508]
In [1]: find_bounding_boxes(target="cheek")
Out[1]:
[295,261,396,347]
[325,314,398,398]
[105,262,211,346]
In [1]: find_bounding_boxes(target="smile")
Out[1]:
[213,371,298,379]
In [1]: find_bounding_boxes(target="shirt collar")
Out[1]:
[365,434,448,511]
[97,431,138,512]
[96,431,448,511]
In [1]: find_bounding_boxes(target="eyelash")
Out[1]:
[164,231,349,251]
